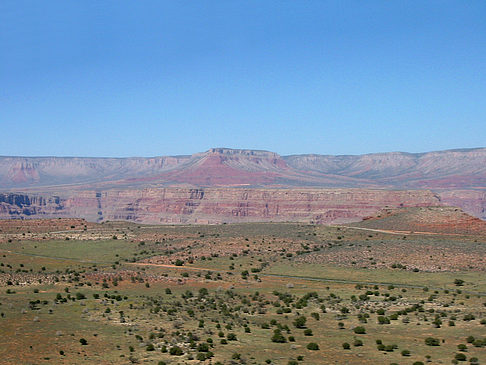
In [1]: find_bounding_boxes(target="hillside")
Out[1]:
[351,206,486,235]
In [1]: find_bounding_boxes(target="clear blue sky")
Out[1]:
[1,1,485,157]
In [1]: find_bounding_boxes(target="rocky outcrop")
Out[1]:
[0,193,62,217]
[0,188,441,224]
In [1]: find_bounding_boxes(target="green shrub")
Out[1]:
[146,343,155,351]
[455,353,467,361]
[271,329,287,343]
[303,329,313,336]
[293,316,307,328]
[169,346,183,356]
[425,337,440,346]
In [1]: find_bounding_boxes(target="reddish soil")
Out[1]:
[355,206,486,235]
[0,218,94,234]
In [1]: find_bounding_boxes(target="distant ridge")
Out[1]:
[1,147,485,190]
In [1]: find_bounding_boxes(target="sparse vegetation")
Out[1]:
[0,219,484,364]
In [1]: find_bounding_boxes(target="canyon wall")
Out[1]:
[1,148,484,223]
[0,188,441,224]
[439,190,486,220]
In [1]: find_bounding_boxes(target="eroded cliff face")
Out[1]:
[0,193,63,218]
[439,190,486,220]
[0,188,442,224]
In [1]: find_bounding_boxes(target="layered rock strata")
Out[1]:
[0,188,441,224]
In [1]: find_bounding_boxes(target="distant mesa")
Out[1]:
[0,147,485,223]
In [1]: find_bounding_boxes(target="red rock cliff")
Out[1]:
[0,188,442,224]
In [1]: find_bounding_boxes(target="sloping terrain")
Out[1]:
[295,207,486,273]
[284,148,486,189]
[351,206,486,235]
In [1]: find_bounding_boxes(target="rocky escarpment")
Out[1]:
[0,188,441,224]
[0,193,63,218]
[439,190,486,220]
[0,155,190,189]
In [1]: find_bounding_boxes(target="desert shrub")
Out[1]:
[146,343,154,351]
[197,343,209,352]
[169,346,183,356]
[454,353,467,361]
[271,329,287,343]
[457,344,467,351]
[353,339,363,347]
[304,329,313,336]
[293,316,307,328]
[227,333,237,341]
[425,337,440,346]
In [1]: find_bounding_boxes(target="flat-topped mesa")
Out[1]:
[190,148,287,172]
[205,148,281,158]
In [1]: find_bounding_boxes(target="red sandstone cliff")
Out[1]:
[0,188,441,224]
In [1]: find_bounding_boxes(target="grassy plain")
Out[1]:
[0,219,484,364]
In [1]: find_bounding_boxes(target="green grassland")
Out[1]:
[0,222,485,364]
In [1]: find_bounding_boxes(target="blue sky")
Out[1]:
[1,1,485,157]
